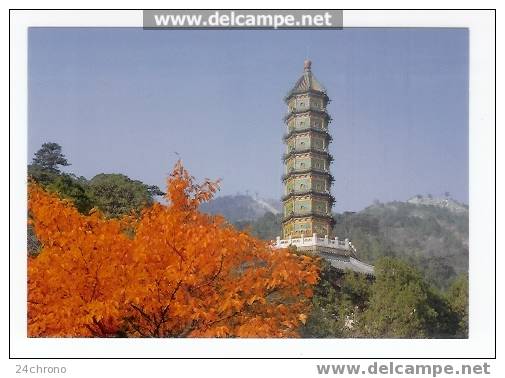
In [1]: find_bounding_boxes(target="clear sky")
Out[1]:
[28,27,468,212]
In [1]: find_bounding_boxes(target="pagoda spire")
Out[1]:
[304,59,311,71]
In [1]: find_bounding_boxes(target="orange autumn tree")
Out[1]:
[28,161,319,337]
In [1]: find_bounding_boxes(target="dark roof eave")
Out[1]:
[284,89,329,103]
[282,170,334,182]
[282,213,335,224]
[283,128,333,142]
[284,109,332,123]
[282,149,333,162]
[282,191,335,202]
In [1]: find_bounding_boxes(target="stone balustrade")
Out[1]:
[273,233,357,255]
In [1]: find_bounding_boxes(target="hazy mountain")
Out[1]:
[406,195,468,214]
[335,200,468,289]
[200,194,281,222]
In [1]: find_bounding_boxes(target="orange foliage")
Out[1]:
[28,161,319,337]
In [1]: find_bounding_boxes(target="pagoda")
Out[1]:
[274,60,374,276]
[281,59,334,239]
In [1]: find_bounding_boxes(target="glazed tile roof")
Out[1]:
[286,60,327,98]
[320,252,375,276]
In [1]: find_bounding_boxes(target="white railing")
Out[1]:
[273,234,373,275]
[273,233,354,252]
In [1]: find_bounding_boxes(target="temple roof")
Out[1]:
[286,60,327,99]
[321,253,375,276]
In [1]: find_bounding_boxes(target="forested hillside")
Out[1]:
[334,201,468,289]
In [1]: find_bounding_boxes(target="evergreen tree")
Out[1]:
[301,260,371,338]
[362,257,455,338]
[87,173,160,218]
[46,174,93,214]
[446,274,469,337]
[31,142,70,172]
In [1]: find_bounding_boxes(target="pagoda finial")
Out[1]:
[304,59,312,71]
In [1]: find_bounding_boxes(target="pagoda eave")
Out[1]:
[282,149,334,162]
[284,109,332,123]
[281,170,334,183]
[282,212,335,225]
[284,89,329,103]
[283,128,333,143]
[282,191,335,204]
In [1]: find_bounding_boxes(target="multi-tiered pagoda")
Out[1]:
[275,60,374,276]
[282,59,334,239]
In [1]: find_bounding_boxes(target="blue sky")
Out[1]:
[28,27,468,212]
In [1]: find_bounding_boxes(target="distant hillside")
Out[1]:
[334,200,468,289]
[201,194,468,289]
[200,194,280,222]
[406,195,468,214]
